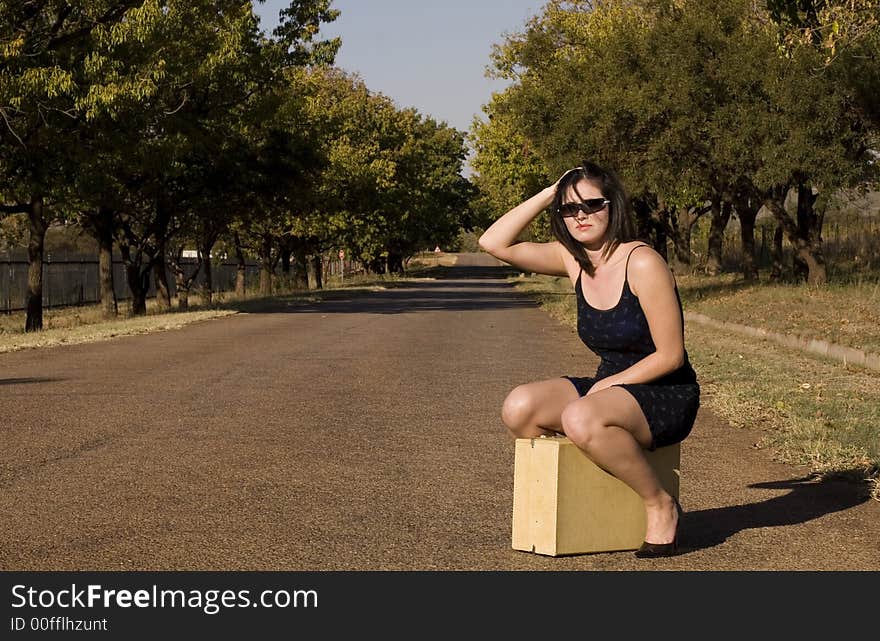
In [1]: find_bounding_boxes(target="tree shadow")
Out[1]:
[230,265,539,315]
[0,377,64,385]
[680,473,872,554]
[677,279,758,302]
[405,264,523,280]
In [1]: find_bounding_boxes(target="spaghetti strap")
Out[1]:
[623,243,651,284]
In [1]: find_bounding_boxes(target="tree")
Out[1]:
[469,93,552,243]
[0,1,145,329]
[482,0,876,283]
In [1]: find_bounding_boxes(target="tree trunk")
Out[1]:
[175,272,190,310]
[706,199,732,275]
[734,195,760,282]
[125,265,148,315]
[199,238,216,305]
[632,198,668,260]
[793,183,825,284]
[670,205,708,270]
[95,206,118,318]
[310,254,323,290]
[119,241,149,316]
[259,234,274,296]
[387,252,404,274]
[771,224,784,281]
[653,217,668,261]
[764,186,827,286]
[234,231,247,297]
[25,196,47,332]
[152,250,171,311]
[168,246,201,312]
[671,207,692,268]
[150,197,172,310]
[293,247,309,289]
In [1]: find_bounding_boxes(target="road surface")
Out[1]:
[2,253,878,570]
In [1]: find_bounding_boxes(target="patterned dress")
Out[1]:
[563,244,700,449]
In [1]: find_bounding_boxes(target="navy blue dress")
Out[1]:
[563,244,700,449]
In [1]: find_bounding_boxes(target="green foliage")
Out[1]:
[766,0,880,58]
[480,0,876,213]
[0,0,510,294]
[468,92,551,236]
[269,0,340,65]
[288,67,473,268]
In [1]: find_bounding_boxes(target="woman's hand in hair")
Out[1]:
[553,167,580,189]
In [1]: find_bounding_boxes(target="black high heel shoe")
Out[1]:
[634,498,683,559]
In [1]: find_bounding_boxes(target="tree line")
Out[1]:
[469,0,880,285]
[1,1,475,331]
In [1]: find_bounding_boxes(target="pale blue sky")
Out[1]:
[254,0,542,136]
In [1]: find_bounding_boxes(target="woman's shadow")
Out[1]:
[679,472,873,553]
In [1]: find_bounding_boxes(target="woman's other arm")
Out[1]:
[587,247,686,394]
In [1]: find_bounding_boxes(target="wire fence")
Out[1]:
[0,249,367,313]
[688,213,880,274]
[0,251,262,313]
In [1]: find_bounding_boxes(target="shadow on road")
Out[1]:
[680,474,871,554]
[234,265,540,315]
[406,265,523,280]
[0,377,64,386]
[259,288,539,315]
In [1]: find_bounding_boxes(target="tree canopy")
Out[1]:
[1,1,476,328]
[470,0,879,284]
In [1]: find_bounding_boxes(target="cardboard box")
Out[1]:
[512,436,680,556]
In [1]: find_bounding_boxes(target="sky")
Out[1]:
[253,1,543,140]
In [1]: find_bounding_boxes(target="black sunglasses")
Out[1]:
[558,198,610,217]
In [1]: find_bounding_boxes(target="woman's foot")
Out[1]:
[635,495,681,558]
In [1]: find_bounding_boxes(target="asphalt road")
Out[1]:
[2,253,878,570]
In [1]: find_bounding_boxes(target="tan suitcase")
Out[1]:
[512,436,680,556]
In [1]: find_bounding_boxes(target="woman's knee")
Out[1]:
[501,385,539,433]
[501,379,575,438]
[561,402,604,450]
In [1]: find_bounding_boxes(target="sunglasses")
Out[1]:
[558,198,611,217]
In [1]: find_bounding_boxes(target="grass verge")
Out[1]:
[512,272,880,501]
[675,271,880,355]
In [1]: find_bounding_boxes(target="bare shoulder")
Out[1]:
[626,243,675,297]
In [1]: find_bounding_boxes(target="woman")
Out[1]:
[478,161,699,558]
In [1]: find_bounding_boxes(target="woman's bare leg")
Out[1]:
[560,386,678,545]
[501,377,580,438]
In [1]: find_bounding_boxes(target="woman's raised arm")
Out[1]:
[477,184,568,277]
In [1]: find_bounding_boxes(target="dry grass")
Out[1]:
[512,273,880,501]
[0,309,236,353]
[0,293,238,353]
[676,272,880,355]
[0,261,449,353]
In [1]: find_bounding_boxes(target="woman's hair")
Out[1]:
[550,161,637,277]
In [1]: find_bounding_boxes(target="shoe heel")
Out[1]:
[634,498,682,559]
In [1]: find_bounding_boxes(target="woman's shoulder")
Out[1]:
[622,240,664,263]
[623,242,675,295]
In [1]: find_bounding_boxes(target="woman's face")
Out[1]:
[560,178,610,247]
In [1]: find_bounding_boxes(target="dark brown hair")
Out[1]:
[550,161,637,277]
